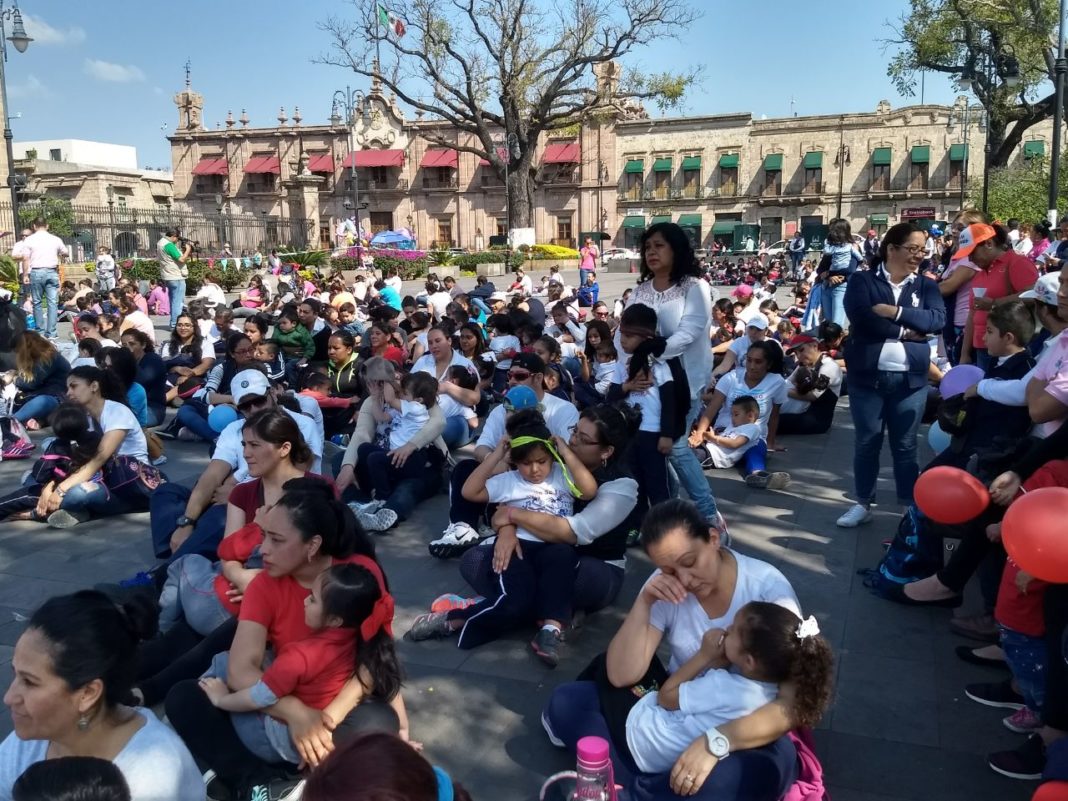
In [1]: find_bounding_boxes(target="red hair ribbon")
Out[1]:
[352,555,394,640]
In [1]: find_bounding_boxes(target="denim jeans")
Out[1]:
[59,480,139,516]
[1001,625,1048,712]
[669,399,719,521]
[29,269,59,338]
[470,297,491,318]
[165,279,186,329]
[149,482,228,560]
[848,371,928,505]
[176,403,219,442]
[741,439,768,475]
[821,280,849,329]
[160,554,232,637]
[13,394,60,425]
[442,415,474,449]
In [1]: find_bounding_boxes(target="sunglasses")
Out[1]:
[238,397,268,413]
[508,370,532,380]
[594,311,609,318]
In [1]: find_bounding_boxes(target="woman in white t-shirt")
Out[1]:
[542,499,803,799]
[32,366,162,528]
[690,341,789,490]
[411,327,480,448]
[0,591,204,801]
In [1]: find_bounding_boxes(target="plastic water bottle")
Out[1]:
[572,736,616,801]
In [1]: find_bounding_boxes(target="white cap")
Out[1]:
[746,314,769,331]
[231,370,271,405]
[1019,273,1061,306]
[489,291,508,302]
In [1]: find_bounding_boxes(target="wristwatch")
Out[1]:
[705,727,731,760]
[176,515,198,528]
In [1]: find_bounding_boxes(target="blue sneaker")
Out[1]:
[119,571,155,589]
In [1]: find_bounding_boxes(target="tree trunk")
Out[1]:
[506,164,537,230]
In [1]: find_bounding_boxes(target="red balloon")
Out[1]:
[1002,487,1068,583]
[914,466,990,524]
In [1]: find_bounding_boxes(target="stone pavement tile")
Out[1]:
[0,576,82,613]
[0,549,145,585]
[814,729,1031,801]
[831,651,938,747]
[0,619,26,648]
[822,787,917,801]
[842,593,940,663]
[933,646,1023,755]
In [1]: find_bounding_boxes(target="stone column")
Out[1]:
[285,172,325,248]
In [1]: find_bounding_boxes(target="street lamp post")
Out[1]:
[105,185,114,255]
[332,87,365,263]
[1050,0,1067,225]
[0,2,31,233]
[947,101,983,213]
[214,192,223,249]
[959,43,1021,214]
[834,116,849,219]
[495,132,519,263]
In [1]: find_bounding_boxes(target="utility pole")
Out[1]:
[1050,0,1067,225]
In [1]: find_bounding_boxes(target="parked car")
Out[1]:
[602,247,640,261]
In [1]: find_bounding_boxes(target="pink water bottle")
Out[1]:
[572,736,616,801]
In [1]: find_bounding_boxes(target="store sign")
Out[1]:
[901,207,936,220]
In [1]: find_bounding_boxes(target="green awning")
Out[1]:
[623,159,644,174]
[622,215,645,229]
[949,144,968,162]
[910,146,930,164]
[718,153,739,169]
[763,153,783,170]
[649,215,672,225]
[803,151,823,169]
[872,147,892,166]
[711,221,738,235]
[677,214,702,227]
[681,155,702,170]
[1024,141,1046,159]
[869,214,889,225]
[652,157,673,172]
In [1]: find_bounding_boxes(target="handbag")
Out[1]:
[103,454,166,498]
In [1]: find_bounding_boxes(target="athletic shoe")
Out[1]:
[155,425,179,440]
[176,426,198,442]
[349,499,387,515]
[356,507,398,533]
[405,611,455,641]
[965,680,1025,710]
[428,522,481,559]
[988,733,1046,780]
[744,470,792,490]
[541,709,566,748]
[531,627,563,667]
[46,509,89,529]
[152,454,168,467]
[1,439,35,459]
[430,593,483,614]
[836,504,873,528]
[1003,707,1043,734]
[245,777,305,801]
[119,571,157,589]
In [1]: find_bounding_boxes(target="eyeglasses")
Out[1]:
[568,424,602,447]
[894,245,925,255]
[508,369,532,380]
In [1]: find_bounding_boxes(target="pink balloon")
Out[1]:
[940,365,984,399]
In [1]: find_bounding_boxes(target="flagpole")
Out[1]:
[374,0,381,73]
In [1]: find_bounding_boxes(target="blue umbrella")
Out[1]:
[371,230,416,250]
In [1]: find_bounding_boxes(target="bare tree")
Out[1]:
[318,0,701,229]
[885,0,1059,168]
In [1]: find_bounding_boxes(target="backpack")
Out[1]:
[859,506,944,597]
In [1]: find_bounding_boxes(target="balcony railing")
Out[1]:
[759,184,781,197]
[543,171,578,185]
[422,175,459,190]
[678,186,703,200]
[358,178,409,192]
[710,185,740,198]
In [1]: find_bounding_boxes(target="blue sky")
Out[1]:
[5,0,963,170]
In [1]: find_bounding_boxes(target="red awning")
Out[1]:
[307,154,335,173]
[343,149,406,168]
[244,156,281,175]
[191,157,228,176]
[479,147,508,166]
[420,148,458,168]
[543,142,580,164]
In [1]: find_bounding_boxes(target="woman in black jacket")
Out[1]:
[837,222,946,528]
[119,328,168,426]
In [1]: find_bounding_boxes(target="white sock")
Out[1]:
[542,623,561,634]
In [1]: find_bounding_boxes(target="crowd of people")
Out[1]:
[0,209,1066,801]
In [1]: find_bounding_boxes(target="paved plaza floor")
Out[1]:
[0,268,1038,800]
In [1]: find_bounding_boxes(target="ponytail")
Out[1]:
[275,477,375,560]
[68,365,127,406]
[790,629,835,728]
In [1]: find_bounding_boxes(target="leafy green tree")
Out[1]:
[979,156,1068,222]
[886,0,1059,167]
[319,0,700,229]
[17,197,75,238]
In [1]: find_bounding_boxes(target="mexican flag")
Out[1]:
[377,4,406,37]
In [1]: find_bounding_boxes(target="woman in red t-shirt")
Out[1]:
[165,479,398,795]
[959,224,1039,369]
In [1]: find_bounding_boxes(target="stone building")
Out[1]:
[167,65,1056,253]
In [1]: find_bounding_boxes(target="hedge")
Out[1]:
[121,259,253,294]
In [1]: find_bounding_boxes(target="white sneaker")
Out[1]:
[356,507,398,532]
[836,504,874,528]
[151,454,168,467]
[428,521,481,559]
[176,426,198,442]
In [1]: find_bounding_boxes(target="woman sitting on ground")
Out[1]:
[116,296,155,347]
[3,331,70,430]
[160,312,215,405]
[97,347,166,467]
[119,329,167,428]
[0,590,203,800]
[75,312,119,349]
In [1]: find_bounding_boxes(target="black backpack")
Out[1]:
[860,506,945,598]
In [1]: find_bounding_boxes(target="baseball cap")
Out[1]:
[954,223,996,259]
[746,314,769,331]
[489,291,508,302]
[510,352,546,374]
[732,284,753,298]
[786,334,819,351]
[1020,272,1061,306]
[231,369,271,405]
[503,385,539,412]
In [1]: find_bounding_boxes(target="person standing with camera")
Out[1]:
[158,228,192,330]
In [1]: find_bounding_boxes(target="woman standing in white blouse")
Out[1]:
[621,223,720,526]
